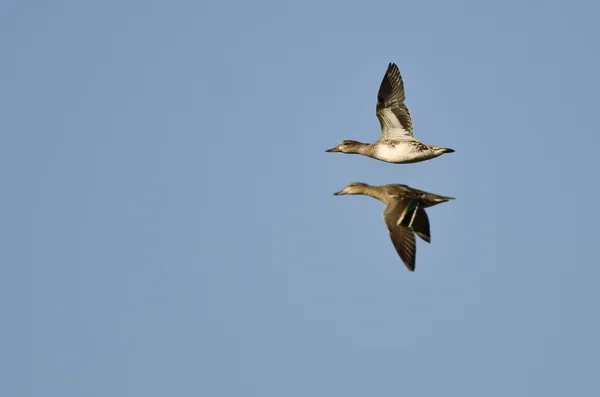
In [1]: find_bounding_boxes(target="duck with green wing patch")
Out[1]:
[333,182,454,271]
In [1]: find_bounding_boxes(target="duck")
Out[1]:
[326,63,454,164]
[333,182,454,271]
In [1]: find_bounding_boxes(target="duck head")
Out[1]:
[333,182,369,196]
[325,140,365,153]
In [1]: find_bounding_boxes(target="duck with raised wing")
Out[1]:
[326,63,454,164]
[333,182,454,271]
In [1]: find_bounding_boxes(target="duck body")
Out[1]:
[373,140,453,164]
[327,139,452,164]
[326,63,454,164]
[374,140,433,164]
[334,182,454,271]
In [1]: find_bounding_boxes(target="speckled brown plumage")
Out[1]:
[325,63,454,164]
[333,182,454,271]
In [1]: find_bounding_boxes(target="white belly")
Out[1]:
[375,143,433,164]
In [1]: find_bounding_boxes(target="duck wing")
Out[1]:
[411,208,431,243]
[383,198,417,271]
[376,63,415,141]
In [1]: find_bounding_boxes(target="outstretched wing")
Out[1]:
[383,198,417,271]
[376,63,415,141]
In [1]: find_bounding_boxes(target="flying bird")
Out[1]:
[326,63,454,163]
[333,182,454,271]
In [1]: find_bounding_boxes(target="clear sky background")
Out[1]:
[2,0,600,396]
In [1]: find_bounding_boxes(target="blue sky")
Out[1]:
[2,0,600,395]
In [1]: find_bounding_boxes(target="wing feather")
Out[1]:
[376,63,415,141]
[383,199,417,271]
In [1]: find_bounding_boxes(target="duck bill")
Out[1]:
[325,146,341,152]
[333,190,345,196]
